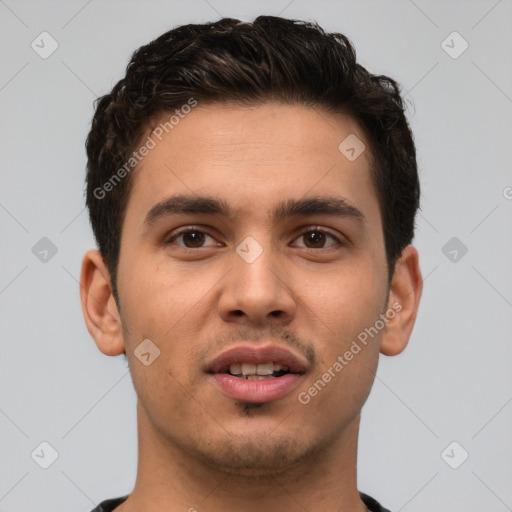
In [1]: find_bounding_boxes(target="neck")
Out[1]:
[116,402,368,512]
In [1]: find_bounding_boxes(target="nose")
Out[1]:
[217,241,296,326]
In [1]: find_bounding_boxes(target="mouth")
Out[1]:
[227,362,292,380]
[206,344,308,403]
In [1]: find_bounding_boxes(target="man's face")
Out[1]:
[116,102,390,473]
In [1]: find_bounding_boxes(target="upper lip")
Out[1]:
[206,343,309,374]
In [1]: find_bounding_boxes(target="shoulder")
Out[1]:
[89,495,129,512]
[360,492,392,512]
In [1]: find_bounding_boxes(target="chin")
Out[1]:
[184,428,328,477]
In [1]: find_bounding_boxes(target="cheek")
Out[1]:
[301,259,386,344]
[117,257,219,388]
[295,258,386,412]
[118,256,209,333]
[297,275,383,421]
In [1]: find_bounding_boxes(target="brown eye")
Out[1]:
[181,231,206,248]
[303,231,327,248]
[292,228,340,249]
[167,229,218,249]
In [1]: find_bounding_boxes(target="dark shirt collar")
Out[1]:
[90,492,391,512]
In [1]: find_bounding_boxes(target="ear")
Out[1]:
[380,245,422,356]
[80,250,125,356]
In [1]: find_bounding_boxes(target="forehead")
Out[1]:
[123,102,378,227]
[147,102,368,165]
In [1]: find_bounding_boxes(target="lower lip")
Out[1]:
[209,373,303,403]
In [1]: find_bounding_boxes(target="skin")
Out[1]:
[80,102,422,512]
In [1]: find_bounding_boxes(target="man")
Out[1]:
[80,15,422,512]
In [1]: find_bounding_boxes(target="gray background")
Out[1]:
[1,0,511,511]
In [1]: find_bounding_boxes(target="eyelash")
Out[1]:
[165,226,343,252]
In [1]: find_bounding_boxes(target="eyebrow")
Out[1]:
[143,193,365,227]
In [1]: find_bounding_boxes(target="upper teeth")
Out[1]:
[229,362,289,376]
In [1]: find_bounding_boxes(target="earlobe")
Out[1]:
[380,246,423,357]
[80,250,125,356]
